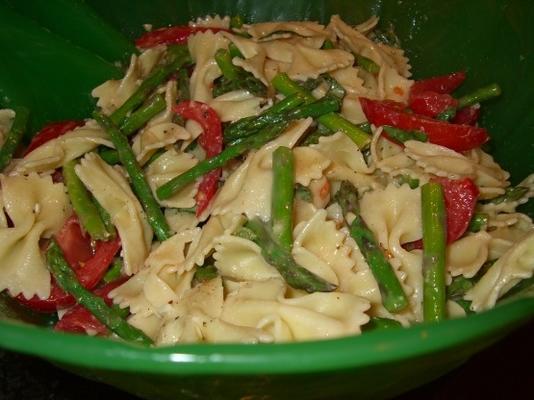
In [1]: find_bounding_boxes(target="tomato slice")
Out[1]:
[409,91,458,118]
[136,26,229,48]
[16,215,121,312]
[55,278,127,335]
[452,104,481,125]
[360,97,489,152]
[24,120,84,156]
[411,71,466,95]
[174,101,223,216]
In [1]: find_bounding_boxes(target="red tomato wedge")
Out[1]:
[410,71,466,95]
[16,215,121,312]
[409,91,458,118]
[136,26,229,48]
[452,104,481,125]
[24,120,84,156]
[403,177,479,250]
[174,101,223,216]
[359,97,489,152]
[55,278,127,335]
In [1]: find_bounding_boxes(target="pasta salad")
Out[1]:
[0,14,533,346]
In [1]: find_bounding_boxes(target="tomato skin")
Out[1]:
[409,91,459,118]
[359,97,489,152]
[136,26,228,48]
[174,101,223,216]
[16,215,121,312]
[24,120,84,156]
[54,279,127,335]
[411,71,466,95]
[402,177,479,251]
[453,104,481,125]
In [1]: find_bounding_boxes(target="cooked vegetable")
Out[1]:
[271,146,295,251]
[156,122,288,200]
[335,181,408,313]
[488,186,529,204]
[246,218,337,293]
[135,26,228,48]
[363,317,403,331]
[120,94,166,136]
[93,112,173,241]
[47,240,152,345]
[457,83,501,109]
[383,125,428,143]
[0,106,28,171]
[272,73,371,148]
[467,212,489,233]
[110,45,191,125]
[63,160,110,241]
[421,182,447,323]
[360,97,489,152]
[213,49,267,97]
[102,258,123,284]
[410,71,466,95]
[174,101,223,216]
[355,54,380,74]
[193,265,219,284]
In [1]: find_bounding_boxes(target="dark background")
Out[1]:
[1,319,532,400]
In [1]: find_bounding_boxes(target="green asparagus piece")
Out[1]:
[467,212,489,233]
[144,148,166,167]
[455,299,475,315]
[228,42,244,59]
[93,198,116,239]
[500,276,534,301]
[157,122,288,200]
[94,112,173,242]
[0,106,29,171]
[383,125,428,143]
[321,39,335,49]
[63,160,110,241]
[110,45,191,125]
[436,106,457,121]
[47,240,153,345]
[98,146,120,165]
[301,123,335,146]
[230,15,245,29]
[215,48,239,80]
[193,264,219,284]
[271,147,295,251]
[224,93,306,142]
[393,174,420,189]
[335,181,409,313]
[233,226,258,241]
[421,182,447,323]
[119,94,166,136]
[176,67,191,102]
[272,73,371,149]
[103,258,123,284]
[457,83,501,109]
[447,275,475,301]
[246,218,337,293]
[488,186,529,205]
[362,317,403,332]
[355,54,380,74]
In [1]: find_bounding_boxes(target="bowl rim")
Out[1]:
[1,297,532,375]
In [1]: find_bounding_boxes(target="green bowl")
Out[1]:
[1,1,533,399]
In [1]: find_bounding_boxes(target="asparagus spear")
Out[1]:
[271,147,295,251]
[335,181,409,313]
[393,174,420,189]
[230,15,245,29]
[119,94,166,136]
[383,125,428,143]
[63,160,111,241]
[93,197,116,239]
[421,182,447,322]
[46,240,152,345]
[0,106,29,171]
[488,186,529,205]
[98,146,120,165]
[110,45,191,125]
[93,112,173,242]
[224,93,306,142]
[321,39,335,49]
[157,122,288,200]
[447,275,475,301]
[467,212,489,233]
[355,54,380,74]
[272,73,371,149]
[246,218,337,293]
[102,258,123,284]
[363,316,402,332]
[193,264,219,284]
[457,83,501,109]
[437,83,502,121]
